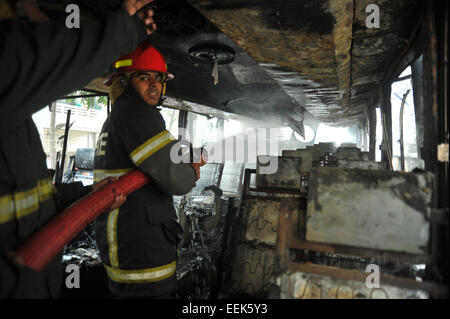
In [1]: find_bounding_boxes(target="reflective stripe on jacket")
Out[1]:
[0,178,55,225]
[0,5,147,298]
[94,87,196,295]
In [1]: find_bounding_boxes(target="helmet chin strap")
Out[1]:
[120,73,130,88]
[157,82,166,106]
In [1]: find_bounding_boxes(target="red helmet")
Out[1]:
[104,42,174,86]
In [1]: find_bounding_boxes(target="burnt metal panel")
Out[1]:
[306,168,433,255]
[336,160,385,170]
[256,156,302,190]
[186,0,422,126]
[273,197,447,299]
[282,149,314,172]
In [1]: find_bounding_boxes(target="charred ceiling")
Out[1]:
[185,0,423,126]
[35,0,423,130]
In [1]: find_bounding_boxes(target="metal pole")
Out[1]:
[399,90,410,171]
[178,109,188,141]
[107,94,111,115]
[58,109,71,183]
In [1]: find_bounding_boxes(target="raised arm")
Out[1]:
[0,0,155,135]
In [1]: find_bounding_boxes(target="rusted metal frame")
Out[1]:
[368,97,377,161]
[444,1,449,161]
[430,0,449,207]
[421,7,439,175]
[251,187,306,196]
[442,0,449,203]
[286,262,448,298]
[243,194,303,203]
[275,198,301,270]
[423,1,440,281]
[408,4,447,284]
[380,85,393,171]
[441,0,449,284]
[411,57,425,164]
[275,199,292,267]
[289,238,430,265]
[423,1,449,284]
[241,168,255,199]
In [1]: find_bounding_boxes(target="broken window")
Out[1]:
[315,123,358,147]
[390,66,421,171]
[32,91,108,172]
[159,106,179,138]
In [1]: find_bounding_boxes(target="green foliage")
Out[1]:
[64,90,108,110]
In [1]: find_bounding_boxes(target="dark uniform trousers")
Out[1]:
[94,87,196,298]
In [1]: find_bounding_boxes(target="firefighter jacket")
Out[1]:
[0,8,147,298]
[94,86,197,297]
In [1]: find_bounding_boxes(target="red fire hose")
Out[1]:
[14,170,150,272]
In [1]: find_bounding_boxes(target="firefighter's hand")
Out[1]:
[108,193,126,211]
[123,0,157,35]
[92,177,127,211]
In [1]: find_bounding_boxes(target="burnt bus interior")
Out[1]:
[27,0,448,298]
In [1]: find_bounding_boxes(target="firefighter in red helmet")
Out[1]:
[94,41,205,298]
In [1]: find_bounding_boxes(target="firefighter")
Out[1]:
[0,0,157,298]
[95,41,205,298]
